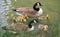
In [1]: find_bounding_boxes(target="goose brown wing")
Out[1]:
[26,8,37,15]
[12,23,27,31]
[17,7,37,16]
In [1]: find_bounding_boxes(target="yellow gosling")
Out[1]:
[12,15,28,22]
[6,18,12,21]
[12,16,17,22]
[13,16,16,20]
[23,19,27,22]
[38,24,48,31]
[38,15,49,20]
[24,14,29,19]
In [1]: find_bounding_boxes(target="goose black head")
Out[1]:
[36,2,42,6]
[33,2,42,11]
[28,19,38,28]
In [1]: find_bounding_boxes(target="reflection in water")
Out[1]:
[0,0,12,36]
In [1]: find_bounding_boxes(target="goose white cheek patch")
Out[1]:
[34,20,37,23]
[37,3,39,6]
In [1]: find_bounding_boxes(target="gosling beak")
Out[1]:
[2,26,7,30]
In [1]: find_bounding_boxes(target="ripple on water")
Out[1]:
[0,0,12,32]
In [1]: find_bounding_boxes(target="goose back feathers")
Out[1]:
[13,7,37,15]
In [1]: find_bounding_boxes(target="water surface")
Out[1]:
[0,0,12,36]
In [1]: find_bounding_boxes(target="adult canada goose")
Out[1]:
[2,19,38,32]
[12,2,43,16]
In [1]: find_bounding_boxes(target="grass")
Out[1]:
[1,0,60,37]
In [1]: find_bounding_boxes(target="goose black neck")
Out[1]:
[33,5,39,11]
[28,20,34,28]
[28,23,32,28]
[33,2,42,11]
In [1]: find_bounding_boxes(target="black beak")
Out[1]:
[2,26,7,30]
